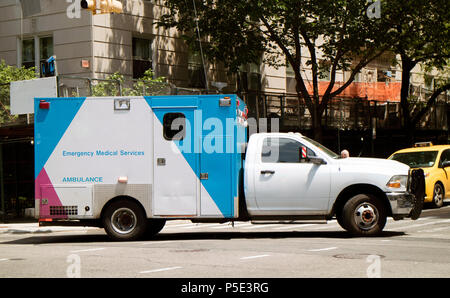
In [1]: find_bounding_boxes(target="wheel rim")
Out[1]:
[111,207,137,234]
[434,185,443,206]
[353,202,379,230]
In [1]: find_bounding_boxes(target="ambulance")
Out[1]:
[34,95,424,240]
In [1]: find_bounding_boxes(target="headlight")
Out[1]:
[387,175,408,189]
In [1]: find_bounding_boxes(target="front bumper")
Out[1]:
[387,168,425,220]
[386,192,415,219]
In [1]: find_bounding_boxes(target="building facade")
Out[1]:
[0,0,447,220]
[1,0,436,98]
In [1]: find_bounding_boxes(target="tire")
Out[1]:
[146,219,166,237]
[336,208,348,232]
[341,194,387,236]
[432,183,444,208]
[102,200,148,241]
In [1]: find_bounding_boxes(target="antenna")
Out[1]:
[191,0,209,91]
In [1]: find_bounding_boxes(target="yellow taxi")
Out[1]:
[388,142,450,208]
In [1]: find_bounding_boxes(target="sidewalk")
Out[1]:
[0,222,100,234]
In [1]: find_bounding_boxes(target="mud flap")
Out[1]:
[409,169,425,220]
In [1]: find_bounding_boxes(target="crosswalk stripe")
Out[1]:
[273,224,319,230]
[387,219,450,230]
[162,216,450,233]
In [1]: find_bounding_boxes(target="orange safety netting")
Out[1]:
[306,81,401,102]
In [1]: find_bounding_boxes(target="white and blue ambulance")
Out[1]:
[35,94,247,240]
[34,94,424,240]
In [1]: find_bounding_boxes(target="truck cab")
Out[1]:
[244,133,424,236]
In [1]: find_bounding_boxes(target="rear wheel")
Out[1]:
[146,219,166,237]
[432,183,444,208]
[341,194,387,236]
[102,200,147,241]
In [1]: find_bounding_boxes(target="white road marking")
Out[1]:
[240,254,270,260]
[70,248,106,253]
[139,266,182,274]
[393,219,450,230]
[308,247,338,252]
[184,223,223,229]
[0,258,8,262]
[164,222,197,228]
[243,224,283,229]
[273,224,319,230]
[421,226,450,233]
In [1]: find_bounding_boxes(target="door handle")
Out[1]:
[261,170,275,174]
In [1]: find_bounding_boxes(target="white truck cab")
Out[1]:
[243,133,424,236]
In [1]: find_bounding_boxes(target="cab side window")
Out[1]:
[439,149,450,167]
[261,137,315,163]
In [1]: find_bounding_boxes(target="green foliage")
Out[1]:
[158,0,449,139]
[157,0,395,139]
[91,69,169,97]
[0,60,36,125]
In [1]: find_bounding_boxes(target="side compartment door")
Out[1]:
[199,135,234,217]
[152,108,199,216]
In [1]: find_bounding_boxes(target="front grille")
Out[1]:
[50,206,78,216]
[407,170,412,192]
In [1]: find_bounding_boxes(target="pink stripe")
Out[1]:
[35,168,67,219]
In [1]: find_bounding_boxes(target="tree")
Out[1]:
[385,0,450,143]
[91,69,169,97]
[157,0,396,141]
[0,60,36,125]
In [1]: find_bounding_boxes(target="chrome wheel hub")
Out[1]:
[434,186,443,205]
[111,208,137,234]
[354,203,378,230]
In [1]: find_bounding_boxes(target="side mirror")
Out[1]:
[442,161,450,168]
[299,146,327,165]
[309,156,327,165]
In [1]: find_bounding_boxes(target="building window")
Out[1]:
[377,69,394,83]
[132,37,152,79]
[238,60,261,92]
[22,38,35,69]
[21,36,54,77]
[318,59,331,81]
[187,49,206,88]
[39,36,54,77]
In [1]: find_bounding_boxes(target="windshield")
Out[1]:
[389,151,439,168]
[302,136,339,159]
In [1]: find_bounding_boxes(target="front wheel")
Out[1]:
[340,194,387,236]
[432,183,444,208]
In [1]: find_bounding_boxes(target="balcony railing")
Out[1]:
[240,91,449,131]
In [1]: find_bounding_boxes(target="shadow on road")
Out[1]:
[1,229,405,245]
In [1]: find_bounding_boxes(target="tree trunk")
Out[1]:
[310,103,321,141]
[399,54,417,146]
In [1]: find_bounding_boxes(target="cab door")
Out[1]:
[253,136,331,212]
[438,149,450,198]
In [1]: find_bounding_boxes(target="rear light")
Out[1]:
[39,100,50,109]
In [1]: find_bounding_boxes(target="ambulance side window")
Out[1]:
[163,113,185,140]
